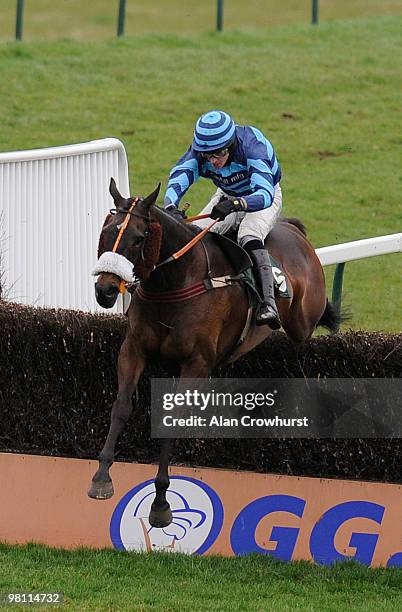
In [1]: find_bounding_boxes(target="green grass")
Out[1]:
[2,0,402,41]
[0,543,401,611]
[0,16,401,330]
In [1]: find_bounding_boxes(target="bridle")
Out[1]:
[107,198,218,292]
[110,197,149,254]
[109,198,154,277]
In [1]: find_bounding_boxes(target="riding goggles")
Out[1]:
[201,147,230,161]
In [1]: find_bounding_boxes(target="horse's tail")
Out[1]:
[316,299,344,333]
[282,217,307,236]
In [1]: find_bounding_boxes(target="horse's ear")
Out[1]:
[141,183,161,211]
[109,177,122,203]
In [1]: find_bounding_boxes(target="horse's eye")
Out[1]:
[132,234,144,246]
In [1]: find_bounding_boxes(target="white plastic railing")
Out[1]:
[0,138,130,313]
[316,233,402,266]
[316,232,401,305]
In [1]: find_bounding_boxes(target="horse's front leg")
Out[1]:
[148,438,173,527]
[88,338,145,500]
[149,355,209,527]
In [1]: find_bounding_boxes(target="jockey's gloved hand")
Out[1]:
[165,205,187,221]
[210,197,247,221]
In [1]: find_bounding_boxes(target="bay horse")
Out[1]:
[88,179,339,527]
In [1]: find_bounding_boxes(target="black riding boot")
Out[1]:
[250,249,281,329]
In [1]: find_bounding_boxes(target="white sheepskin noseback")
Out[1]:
[92,251,135,282]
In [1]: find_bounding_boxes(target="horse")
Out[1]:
[88,178,340,528]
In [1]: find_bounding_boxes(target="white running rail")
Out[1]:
[316,233,402,266]
[0,138,130,313]
[316,232,401,305]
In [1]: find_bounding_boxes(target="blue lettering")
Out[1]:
[230,494,305,560]
[310,501,384,565]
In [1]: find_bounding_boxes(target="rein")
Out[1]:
[135,213,219,303]
[156,215,218,269]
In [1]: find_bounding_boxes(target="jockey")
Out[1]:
[164,110,282,330]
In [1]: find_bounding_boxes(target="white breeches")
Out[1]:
[192,184,283,247]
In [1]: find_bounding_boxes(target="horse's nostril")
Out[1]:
[95,281,119,308]
[95,282,118,296]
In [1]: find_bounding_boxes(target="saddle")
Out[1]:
[207,233,291,302]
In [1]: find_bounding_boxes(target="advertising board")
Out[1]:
[1,453,401,567]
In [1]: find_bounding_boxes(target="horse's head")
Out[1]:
[93,178,161,308]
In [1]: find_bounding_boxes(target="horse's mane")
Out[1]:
[154,206,307,238]
[154,205,200,236]
[282,217,307,236]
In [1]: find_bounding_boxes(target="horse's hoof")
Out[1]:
[148,506,173,528]
[87,479,114,500]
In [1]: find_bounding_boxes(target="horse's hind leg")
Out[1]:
[281,297,318,343]
[88,338,145,500]
[149,354,210,528]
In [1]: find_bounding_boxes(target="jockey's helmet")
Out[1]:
[192,110,236,152]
